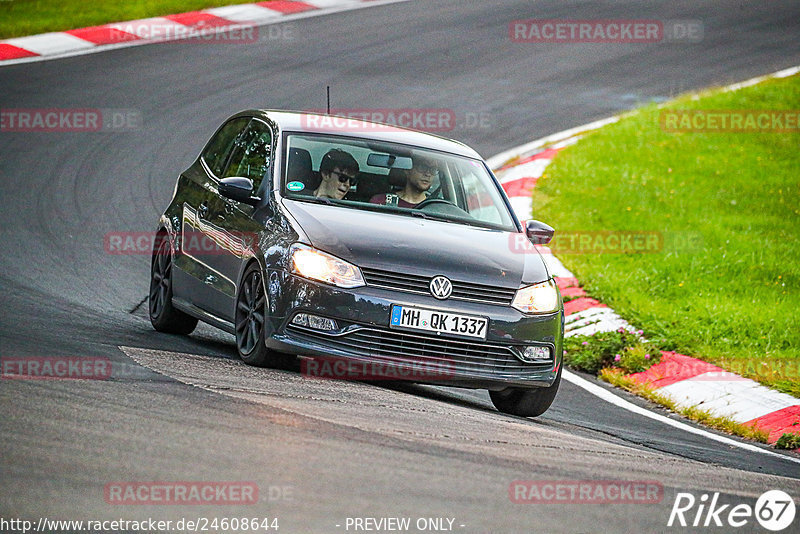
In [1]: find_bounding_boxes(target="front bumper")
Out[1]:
[263,271,564,390]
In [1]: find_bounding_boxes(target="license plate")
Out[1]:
[390,305,488,340]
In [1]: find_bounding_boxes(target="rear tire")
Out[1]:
[489,366,562,417]
[235,263,277,367]
[149,234,198,335]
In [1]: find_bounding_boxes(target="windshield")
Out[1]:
[281,133,517,231]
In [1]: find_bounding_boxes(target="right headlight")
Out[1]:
[288,243,365,289]
[511,279,559,314]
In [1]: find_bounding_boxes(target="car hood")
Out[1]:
[283,199,550,288]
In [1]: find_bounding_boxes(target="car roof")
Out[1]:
[243,109,483,160]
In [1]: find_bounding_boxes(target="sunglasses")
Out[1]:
[413,164,439,177]
[333,170,358,185]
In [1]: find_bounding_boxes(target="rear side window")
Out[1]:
[202,117,250,177]
[222,120,273,191]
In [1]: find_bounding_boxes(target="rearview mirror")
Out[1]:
[367,153,413,169]
[219,177,261,206]
[525,220,555,245]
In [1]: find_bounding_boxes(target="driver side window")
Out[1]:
[222,120,273,192]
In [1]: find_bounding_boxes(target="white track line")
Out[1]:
[486,116,618,169]
[563,370,800,464]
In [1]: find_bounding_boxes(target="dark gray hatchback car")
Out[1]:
[150,110,564,416]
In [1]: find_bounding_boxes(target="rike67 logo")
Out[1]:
[668,490,796,531]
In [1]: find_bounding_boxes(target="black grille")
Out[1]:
[288,325,551,377]
[361,268,516,306]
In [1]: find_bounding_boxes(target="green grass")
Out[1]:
[0,0,277,39]
[563,329,661,375]
[536,74,800,397]
[775,432,800,449]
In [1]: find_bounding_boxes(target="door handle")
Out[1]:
[198,202,209,219]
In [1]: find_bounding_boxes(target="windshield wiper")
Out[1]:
[295,196,337,206]
[409,210,431,220]
[409,209,487,229]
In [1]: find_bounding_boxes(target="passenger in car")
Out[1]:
[313,148,359,200]
[369,154,438,207]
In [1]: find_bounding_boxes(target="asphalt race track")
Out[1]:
[1,1,800,532]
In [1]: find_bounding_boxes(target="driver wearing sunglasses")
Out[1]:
[369,154,438,207]
[314,148,359,200]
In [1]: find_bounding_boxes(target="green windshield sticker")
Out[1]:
[287,181,305,191]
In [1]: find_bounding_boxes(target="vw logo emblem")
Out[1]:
[429,275,453,300]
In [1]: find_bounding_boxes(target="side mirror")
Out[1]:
[219,177,261,206]
[525,219,555,245]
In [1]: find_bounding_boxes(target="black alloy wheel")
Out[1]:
[149,234,198,334]
[235,264,276,366]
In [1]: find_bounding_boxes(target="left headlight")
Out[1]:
[289,243,365,289]
[511,279,560,314]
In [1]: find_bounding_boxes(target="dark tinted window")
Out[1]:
[222,120,272,191]
[202,117,250,177]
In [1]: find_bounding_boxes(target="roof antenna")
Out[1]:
[326,86,331,115]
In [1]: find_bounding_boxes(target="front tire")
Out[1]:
[149,234,198,335]
[235,263,277,367]
[489,366,562,417]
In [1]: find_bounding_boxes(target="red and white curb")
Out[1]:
[0,0,409,66]
[632,354,800,443]
[491,66,800,447]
